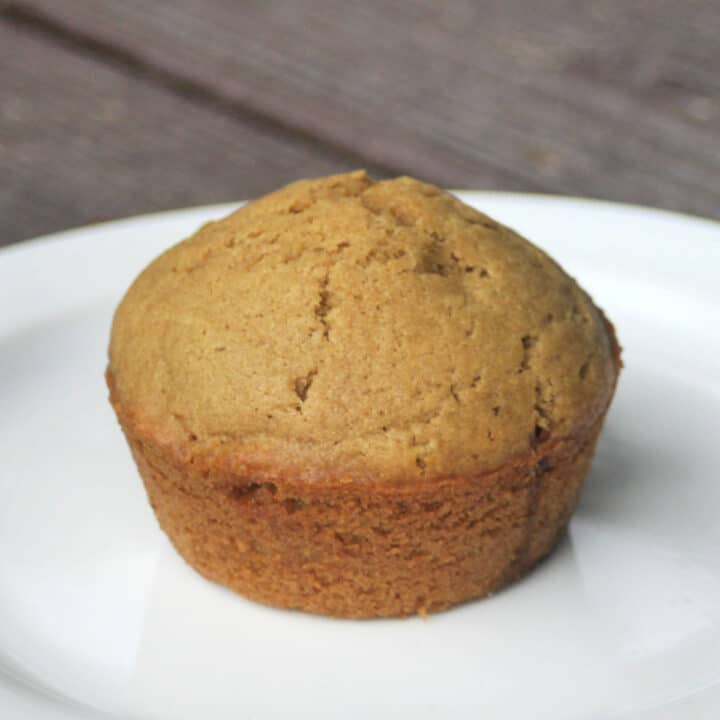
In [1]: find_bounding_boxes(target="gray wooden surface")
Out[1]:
[1,0,718,247]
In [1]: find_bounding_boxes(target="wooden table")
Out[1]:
[1,0,718,247]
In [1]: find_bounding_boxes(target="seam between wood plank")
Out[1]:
[0,2,561,190]
[0,2,404,178]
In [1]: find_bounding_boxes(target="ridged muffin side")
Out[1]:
[109,369,613,617]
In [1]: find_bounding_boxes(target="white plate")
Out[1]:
[1,194,719,720]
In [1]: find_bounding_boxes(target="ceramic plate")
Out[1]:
[1,194,719,720]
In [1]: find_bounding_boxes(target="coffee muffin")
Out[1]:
[107,171,620,618]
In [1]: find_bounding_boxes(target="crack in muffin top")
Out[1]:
[108,171,618,482]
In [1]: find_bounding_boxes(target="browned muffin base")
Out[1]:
[120,413,604,618]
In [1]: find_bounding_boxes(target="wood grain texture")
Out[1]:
[0,13,386,246]
[1,0,719,246]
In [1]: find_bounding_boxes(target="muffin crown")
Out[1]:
[109,171,619,482]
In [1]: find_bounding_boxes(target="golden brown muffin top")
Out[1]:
[109,171,619,483]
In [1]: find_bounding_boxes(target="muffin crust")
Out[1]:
[109,171,617,481]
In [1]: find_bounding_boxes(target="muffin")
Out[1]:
[107,171,621,618]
